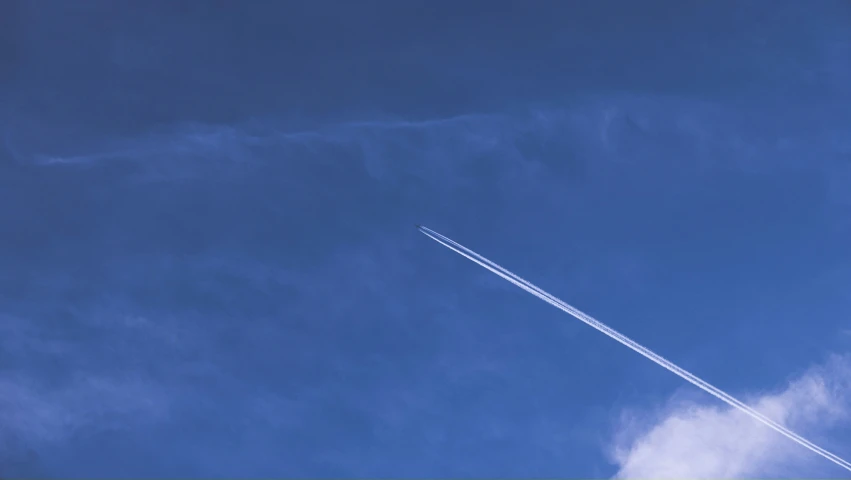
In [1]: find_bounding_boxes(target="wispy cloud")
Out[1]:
[10,94,850,207]
[0,373,169,444]
[609,355,851,478]
[0,312,172,416]
[0,309,175,476]
[4,91,851,476]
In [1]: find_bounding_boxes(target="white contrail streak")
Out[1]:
[418,225,851,472]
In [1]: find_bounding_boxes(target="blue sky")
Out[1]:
[2,1,851,478]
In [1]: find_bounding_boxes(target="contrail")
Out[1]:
[417,225,851,472]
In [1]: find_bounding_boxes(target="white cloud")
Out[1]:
[609,355,851,478]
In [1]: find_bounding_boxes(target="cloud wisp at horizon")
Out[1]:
[418,225,851,474]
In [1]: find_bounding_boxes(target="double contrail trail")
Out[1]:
[417,225,851,473]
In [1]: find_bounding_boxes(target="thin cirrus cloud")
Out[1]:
[3,92,850,476]
[0,313,172,448]
[12,94,850,191]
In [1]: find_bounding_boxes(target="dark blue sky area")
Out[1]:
[1,1,850,478]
